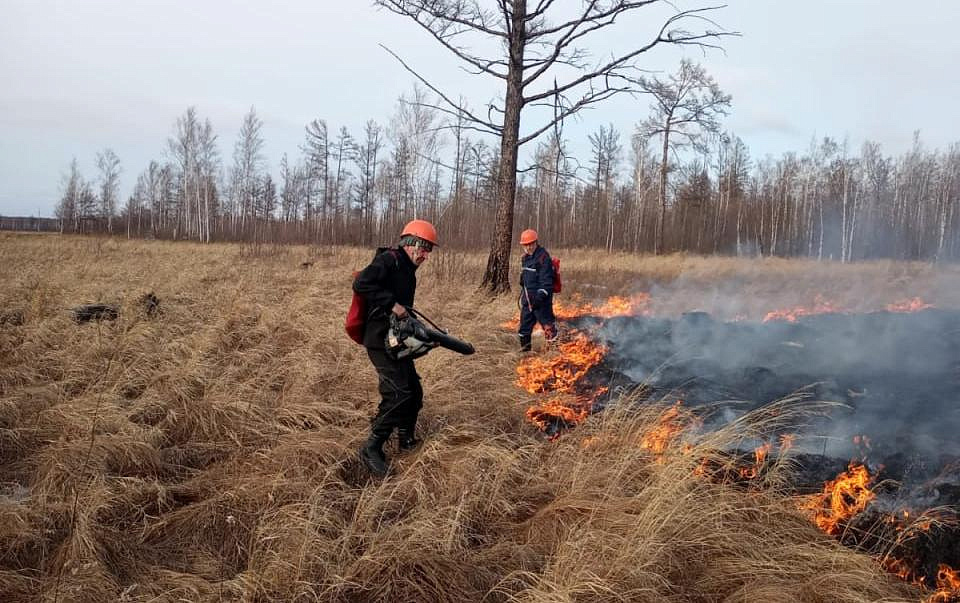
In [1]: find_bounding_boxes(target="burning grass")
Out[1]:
[2,232,957,601]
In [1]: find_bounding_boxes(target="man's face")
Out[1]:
[404,244,432,266]
[521,242,536,255]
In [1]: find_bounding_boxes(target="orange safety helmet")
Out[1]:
[519,229,538,245]
[401,219,439,246]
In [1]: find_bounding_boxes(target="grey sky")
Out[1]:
[2,0,958,217]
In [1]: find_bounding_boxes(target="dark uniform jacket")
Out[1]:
[520,245,554,304]
[353,247,418,349]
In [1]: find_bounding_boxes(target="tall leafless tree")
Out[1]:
[168,107,199,240]
[375,0,731,293]
[56,158,83,233]
[196,118,220,243]
[95,149,121,234]
[636,59,731,253]
[230,107,265,237]
[588,125,622,251]
[302,119,330,239]
[355,120,383,245]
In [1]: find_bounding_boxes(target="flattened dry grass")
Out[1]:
[0,232,945,602]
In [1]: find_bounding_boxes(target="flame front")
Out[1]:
[554,293,652,320]
[763,295,843,323]
[516,332,606,394]
[886,297,934,313]
[501,292,652,330]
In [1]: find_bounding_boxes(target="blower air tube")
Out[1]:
[421,326,475,355]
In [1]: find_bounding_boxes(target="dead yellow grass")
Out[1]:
[0,232,942,602]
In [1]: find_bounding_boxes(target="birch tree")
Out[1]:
[168,107,198,239]
[56,158,82,233]
[197,118,220,242]
[230,107,265,235]
[95,148,121,233]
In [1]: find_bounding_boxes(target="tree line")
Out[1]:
[38,0,960,296]
[52,90,960,263]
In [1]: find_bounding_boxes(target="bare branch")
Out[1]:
[523,7,733,105]
[380,44,502,134]
[529,0,559,20]
[376,2,509,79]
[405,101,503,137]
[375,0,506,39]
[526,0,658,40]
[519,81,634,146]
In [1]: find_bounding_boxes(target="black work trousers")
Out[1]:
[366,348,423,438]
[518,292,557,350]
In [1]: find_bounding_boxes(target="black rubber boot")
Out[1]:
[359,431,390,477]
[519,334,532,352]
[397,428,421,452]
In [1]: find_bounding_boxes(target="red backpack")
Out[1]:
[346,248,398,344]
[345,272,367,344]
[552,257,562,294]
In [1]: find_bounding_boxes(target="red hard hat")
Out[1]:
[519,229,538,245]
[401,219,439,246]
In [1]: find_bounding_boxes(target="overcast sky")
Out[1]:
[2,0,959,217]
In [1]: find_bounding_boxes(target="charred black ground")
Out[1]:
[577,308,960,465]
[565,308,960,588]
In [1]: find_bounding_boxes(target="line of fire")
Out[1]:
[506,295,960,602]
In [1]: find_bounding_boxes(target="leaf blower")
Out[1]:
[385,307,476,360]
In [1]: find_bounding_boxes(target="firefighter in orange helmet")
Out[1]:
[353,219,437,476]
[518,229,557,352]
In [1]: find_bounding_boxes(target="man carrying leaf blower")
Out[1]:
[349,219,474,477]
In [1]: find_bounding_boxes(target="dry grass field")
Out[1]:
[3,232,958,602]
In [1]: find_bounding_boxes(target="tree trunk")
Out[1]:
[482,1,525,295]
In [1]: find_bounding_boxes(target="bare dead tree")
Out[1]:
[375,0,732,293]
[636,59,731,254]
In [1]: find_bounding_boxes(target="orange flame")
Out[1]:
[882,556,960,601]
[640,402,688,457]
[763,295,843,323]
[886,297,934,313]
[929,564,960,601]
[554,293,652,320]
[739,442,773,479]
[525,392,599,435]
[882,556,917,582]
[801,463,876,535]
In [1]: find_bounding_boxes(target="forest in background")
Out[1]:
[33,86,960,262]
